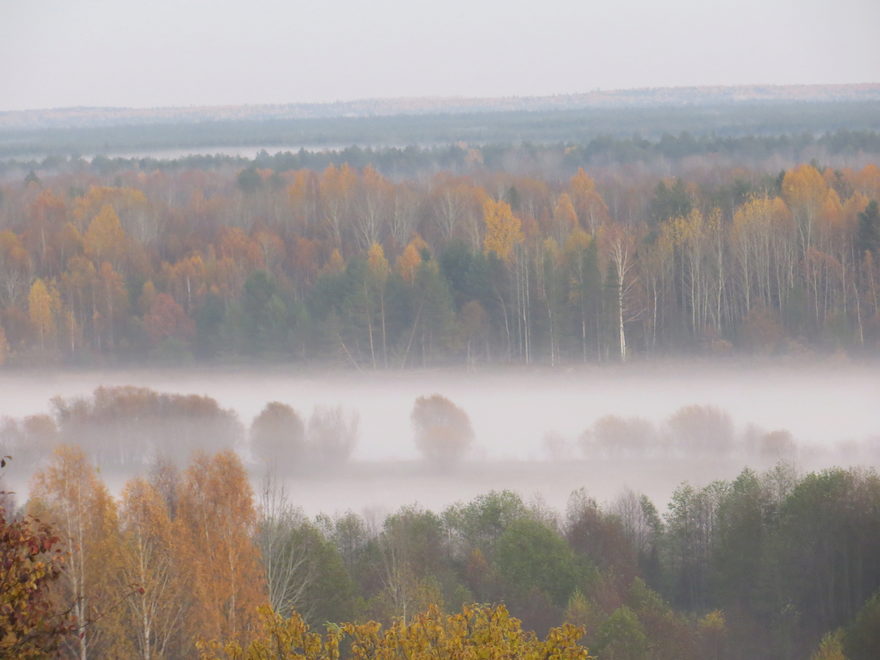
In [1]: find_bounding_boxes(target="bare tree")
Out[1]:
[256,475,316,619]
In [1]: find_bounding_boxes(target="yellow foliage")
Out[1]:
[199,603,592,660]
[28,278,59,348]
[72,185,148,225]
[563,228,592,259]
[782,164,827,215]
[367,242,390,283]
[323,249,346,276]
[553,193,578,232]
[810,629,846,660]
[396,237,427,284]
[84,204,127,266]
[483,199,524,263]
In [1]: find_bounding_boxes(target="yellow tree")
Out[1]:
[83,204,128,268]
[396,236,428,284]
[28,277,59,353]
[119,477,190,660]
[29,445,131,659]
[482,198,523,263]
[199,603,591,660]
[782,164,827,259]
[177,451,267,652]
[552,193,578,244]
[320,164,358,249]
[568,168,609,234]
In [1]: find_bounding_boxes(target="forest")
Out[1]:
[2,97,880,160]
[0,143,879,368]
[2,432,879,658]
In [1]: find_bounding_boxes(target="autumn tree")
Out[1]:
[28,277,59,354]
[176,451,267,651]
[568,168,609,233]
[199,602,591,660]
[118,477,190,659]
[29,445,131,659]
[83,204,128,269]
[482,198,524,263]
[143,291,196,350]
[1,459,73,658]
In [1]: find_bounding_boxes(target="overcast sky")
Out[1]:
[2,0,878,111]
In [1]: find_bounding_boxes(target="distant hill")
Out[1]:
[2,83,879,130]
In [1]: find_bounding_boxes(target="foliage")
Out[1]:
[0,486,72,657]
[198,602,592,659]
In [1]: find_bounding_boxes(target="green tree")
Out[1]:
[845,590,880,660]
[595,606,649,660]
[494,518,581,608]
[650,178,692,225]
[857,199,880,257]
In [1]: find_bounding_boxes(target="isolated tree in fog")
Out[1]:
[307,406,358,465]
[251,402,306,469]
[582,415,656,456]
[667,405,734,454]
[411,394,474,465]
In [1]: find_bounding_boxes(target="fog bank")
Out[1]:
[2,361,877,514]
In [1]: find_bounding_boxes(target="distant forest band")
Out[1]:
[0,155,879,367]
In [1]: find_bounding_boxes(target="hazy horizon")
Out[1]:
[3,0,879,112]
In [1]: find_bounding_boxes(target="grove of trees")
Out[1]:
[2,445,879,659]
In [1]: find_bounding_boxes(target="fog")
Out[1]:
[1,361,877,516]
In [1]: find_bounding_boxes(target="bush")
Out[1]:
[411,394,473,466]
[250,402,306,469]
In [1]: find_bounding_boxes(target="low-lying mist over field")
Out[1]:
[2,360,877,514]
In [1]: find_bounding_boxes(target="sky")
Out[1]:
[1,0,879,111]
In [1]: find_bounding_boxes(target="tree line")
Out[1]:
[2,444,879,658]
[0,159,879,367]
